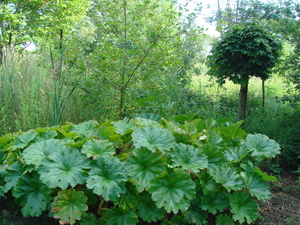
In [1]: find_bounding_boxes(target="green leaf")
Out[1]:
[136,113,161,122]
[208,164,243,191]
[196,118,216,131]
[96,123,122,143]
[202,144,227,166]
[81,139,115,159]
[241,171,271,200]
[118,181,140,209]
[12,173,52,217]
[132,125,175,153]
[224,146,249,163]
[229,192,259,224]
[104,207,138,225]
[179,119,201,135]
[245,133,281,158]
[51,188,88,225]
[134,117,160,127]
[86,156,127,201]
[10,130,37,149]
[184,198,208,225]
[3,161,24,193]
[207,131,225,149]
[22,139,66,167]
[38,147,90,189]
[169,143,208,172]
[137,192,165,223]
[34,128,58,142]
[112,117,136,135]
[70,120,98,138]
[254,166,277,181]
[149,168,196,213]
[174,114,198,124]
[219,120,246,140]
[216,214,235,225]
[200,192,229,214]
[125,148,166,192]
[79,213,99,225]
[199,172,220,196]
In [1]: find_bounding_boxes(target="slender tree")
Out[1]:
[207,23,282,120]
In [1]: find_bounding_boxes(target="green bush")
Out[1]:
[0,116,281,224]
[244,99,300,171]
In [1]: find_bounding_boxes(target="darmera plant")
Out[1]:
[0,116,280,224]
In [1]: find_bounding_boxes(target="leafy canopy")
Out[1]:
[207,23,282,85]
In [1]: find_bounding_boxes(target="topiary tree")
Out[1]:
[207,23,282,120]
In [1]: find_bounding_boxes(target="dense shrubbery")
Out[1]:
[0,116,281,224]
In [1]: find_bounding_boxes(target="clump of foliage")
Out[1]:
[207,23,282,120]
[0,116,280,224]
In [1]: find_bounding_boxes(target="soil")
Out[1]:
[1,172,300,225]
[253,172,300,225]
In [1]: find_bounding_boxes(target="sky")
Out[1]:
[178,0,220,36]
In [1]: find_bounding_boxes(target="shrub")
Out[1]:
[0,116,280,224]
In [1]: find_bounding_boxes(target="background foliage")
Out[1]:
[0,0,300,223]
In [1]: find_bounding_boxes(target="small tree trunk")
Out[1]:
[262,79,265,109]
[238,83,248,121]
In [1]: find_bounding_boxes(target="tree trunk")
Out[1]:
[262,79,265,109]
[238,83,248,121]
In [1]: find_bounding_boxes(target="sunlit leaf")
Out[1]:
[51,188,88,225]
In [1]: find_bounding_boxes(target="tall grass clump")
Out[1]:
[244,98,300,171]
[0,50,50,136]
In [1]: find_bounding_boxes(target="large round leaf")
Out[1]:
[81,139,115,159]
[245,133,281,159]
[169,143,208,172]
[37,147,91,189]
[132,125,175,153]
[148,168,196,213]
[51,188,88,225]
[12,172,52,217]
[22,139,66,167]
[86,156,127,201]
[125,148,166,192]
